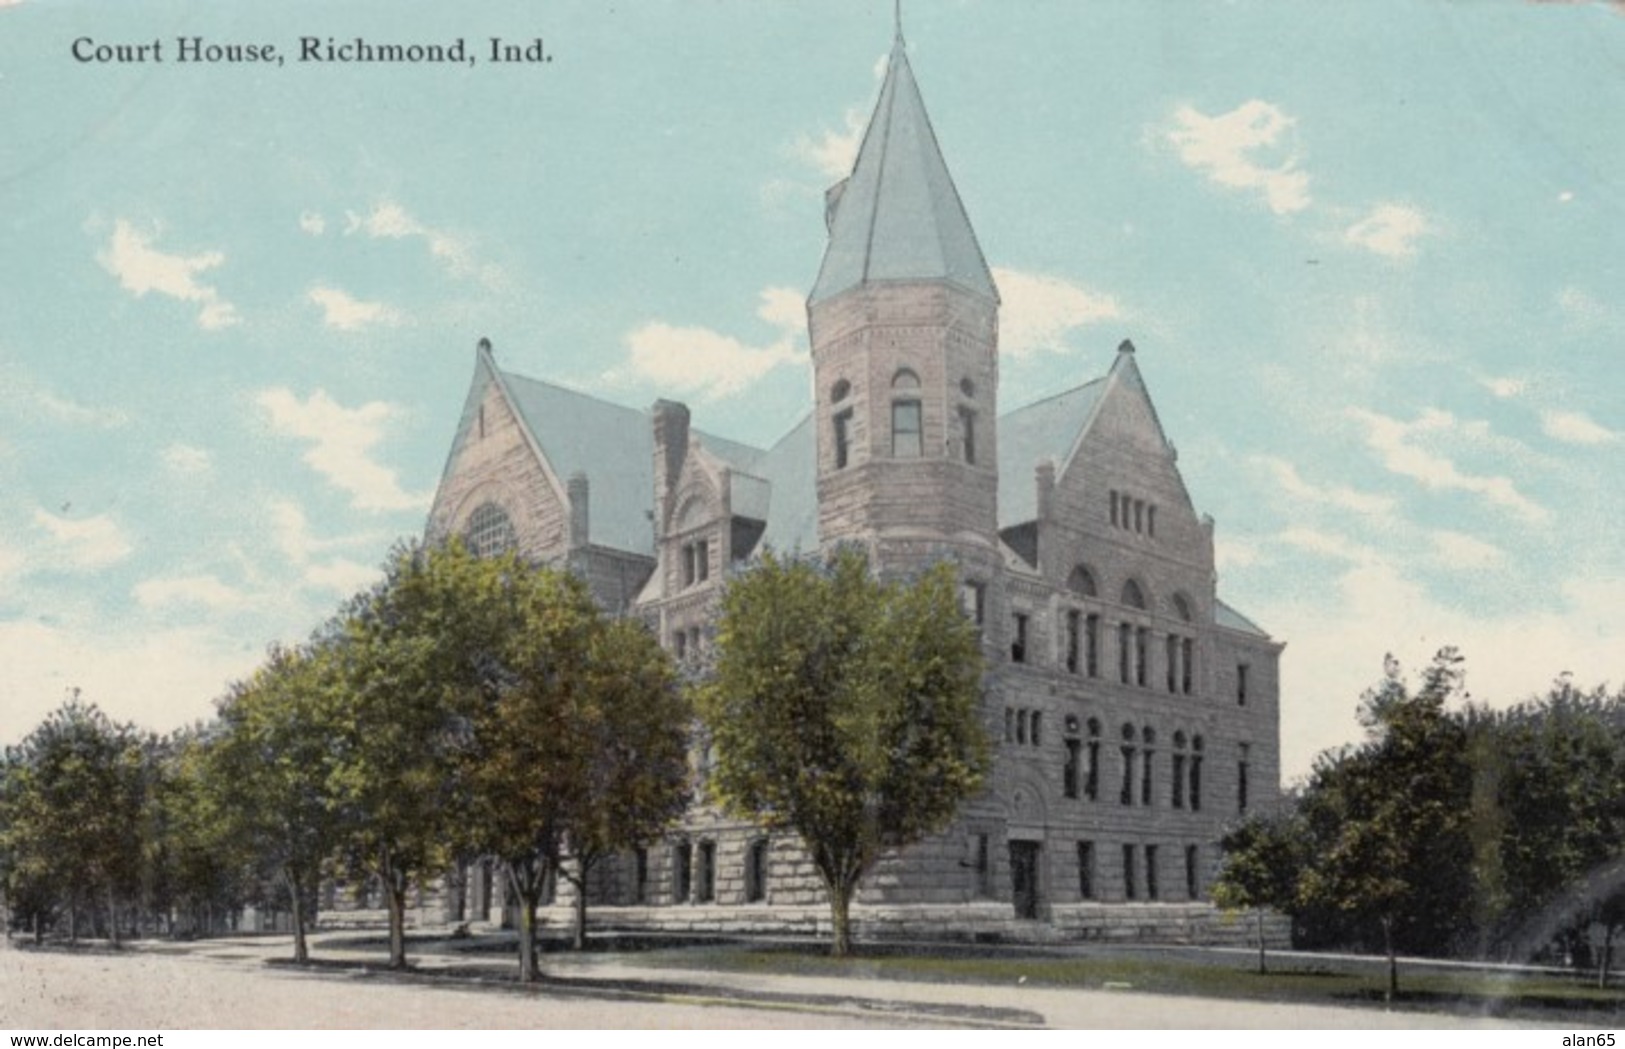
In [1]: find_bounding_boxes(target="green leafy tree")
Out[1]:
[209,644,349,962]
[0,697,146,944]
[697,548,988,957]
[557,617,689,951]
[330,540,514,969]
[1298,649,1475,1001]
[1212,804,1308,974]
[461,567,688,979]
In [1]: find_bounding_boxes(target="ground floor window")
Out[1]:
[1077,841,1095,900]
[1185,844,1200,900]
[697,841,716,903]
[1145,845,1159,901]
[1122,843,1137,900]
[672,841,692,903]
[745,838,768,903]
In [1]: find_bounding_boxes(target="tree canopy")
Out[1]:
[697,548,989,956]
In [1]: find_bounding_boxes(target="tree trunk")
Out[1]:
[1256,908,1268,975]
[829,882,854,958]
[68,901,77,943]
[573,880,588,952]
[1382,914,1398,1003]
[1600,923,1615,990]
[384,865,408,970]
[287,868,309,965]
[107,886,121,947]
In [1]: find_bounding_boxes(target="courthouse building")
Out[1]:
[423,26,1283,941]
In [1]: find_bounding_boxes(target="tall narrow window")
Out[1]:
[1185,845,1200,900]
[1136,626,1149,687]
[1086,720,1101,801]
[673,630,688,661]
[1077,842,1095,900]
[745,839,768,903]
[974,834,993,897]
[1065,610,1081,674]
[1031,712,1043,747]
[892,400,923,458]
[634,847,648,904]
[959,406,977,465]
[1172,752,1187,809]
[1118,623,1132,684]
[1017,710,1028,745]
[1238,744,1251,813]
[696,841,716,903]
[1123,844,1137,900]
[682,543,697,587]
[1183,638,1194,695]
[1086,614,1100,677]
[1145,845,1159,900]
[1237,663,1250,706]
[833,408,854,469]
[673,841,692,903]
[961,581,985,634]
[1190,737,1204,812]
[1120,747,1136,806]
[1011,613,1029,664]
[1166,635,1179,693]
[1134,500,1145,534]
[695,539,709,582]
[1063,738,1081,799]
[1141,728,1155,807]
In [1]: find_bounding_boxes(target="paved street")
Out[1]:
[0,933,1541,1030]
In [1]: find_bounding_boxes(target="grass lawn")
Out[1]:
[634,942,1625,1021]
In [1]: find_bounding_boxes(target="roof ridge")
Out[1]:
[1000,375,1106,416]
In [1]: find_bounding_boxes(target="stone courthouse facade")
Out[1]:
[424,29,1282,941]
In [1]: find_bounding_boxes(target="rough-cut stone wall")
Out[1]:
[426,379,567,562]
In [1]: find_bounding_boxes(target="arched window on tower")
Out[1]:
[891,369,922,458]
[465,502,517,558]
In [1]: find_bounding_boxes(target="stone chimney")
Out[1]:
[651,399,690,536]
[567,472,590,551]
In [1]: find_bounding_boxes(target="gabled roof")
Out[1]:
[1215,599,1269,638]
[997,378,1105,525]
[809,36,997,306]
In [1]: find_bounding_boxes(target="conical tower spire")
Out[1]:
[809,26,997,306]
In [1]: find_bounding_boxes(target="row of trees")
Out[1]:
[1215,648,1625,997]
[2,544,990,972]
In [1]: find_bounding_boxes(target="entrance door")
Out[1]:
[1009,840,1041,919]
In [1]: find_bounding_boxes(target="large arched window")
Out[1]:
[465,502,517,558]
[891,369,923,459]
[1068,565,1097,598]
[1120,578,1147,610]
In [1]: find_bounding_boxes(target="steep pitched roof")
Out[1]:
[997,378,1106,525]
[809,36,997,306]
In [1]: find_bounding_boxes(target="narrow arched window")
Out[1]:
[892,368,921,390]
[892,399,923,458]
[1121,579,1147,610]
[465,502,517,558]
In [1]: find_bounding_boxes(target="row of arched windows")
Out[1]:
[827,368,979,467]
[1058,718,1206,812]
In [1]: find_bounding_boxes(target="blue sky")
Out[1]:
[1,0,1621,779]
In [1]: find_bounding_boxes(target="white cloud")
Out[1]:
[1542,409,1618,446]
[1215,537,1262,571]
[613,287,808,401]
[1167,100,1310,215]
[621,323,801,401]
[256,388,429,512]
[134,574,246,611]
[792,107,867,179]
[308,286,403,331]
[992,268,1123,358]
[31,509,133,571]
[1344,203,1431,258]
[299,211,326,235]
[1256,455,1393,517]
[1278,527,1379,565]
[0,364,129,429]
[302,558,380,596]
[1429,530,1505,571]
[1345,407,1547,523]
[1481,375,1526,399]
[96,219,239,330]
[343,200,492,282]
[1257,560,1625,780]
[1558,190,1575,204]
[0,620,261,747]
[161,442,211,475]
[756,286,806,333]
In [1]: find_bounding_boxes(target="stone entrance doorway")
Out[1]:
[1009,840,1041,919]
